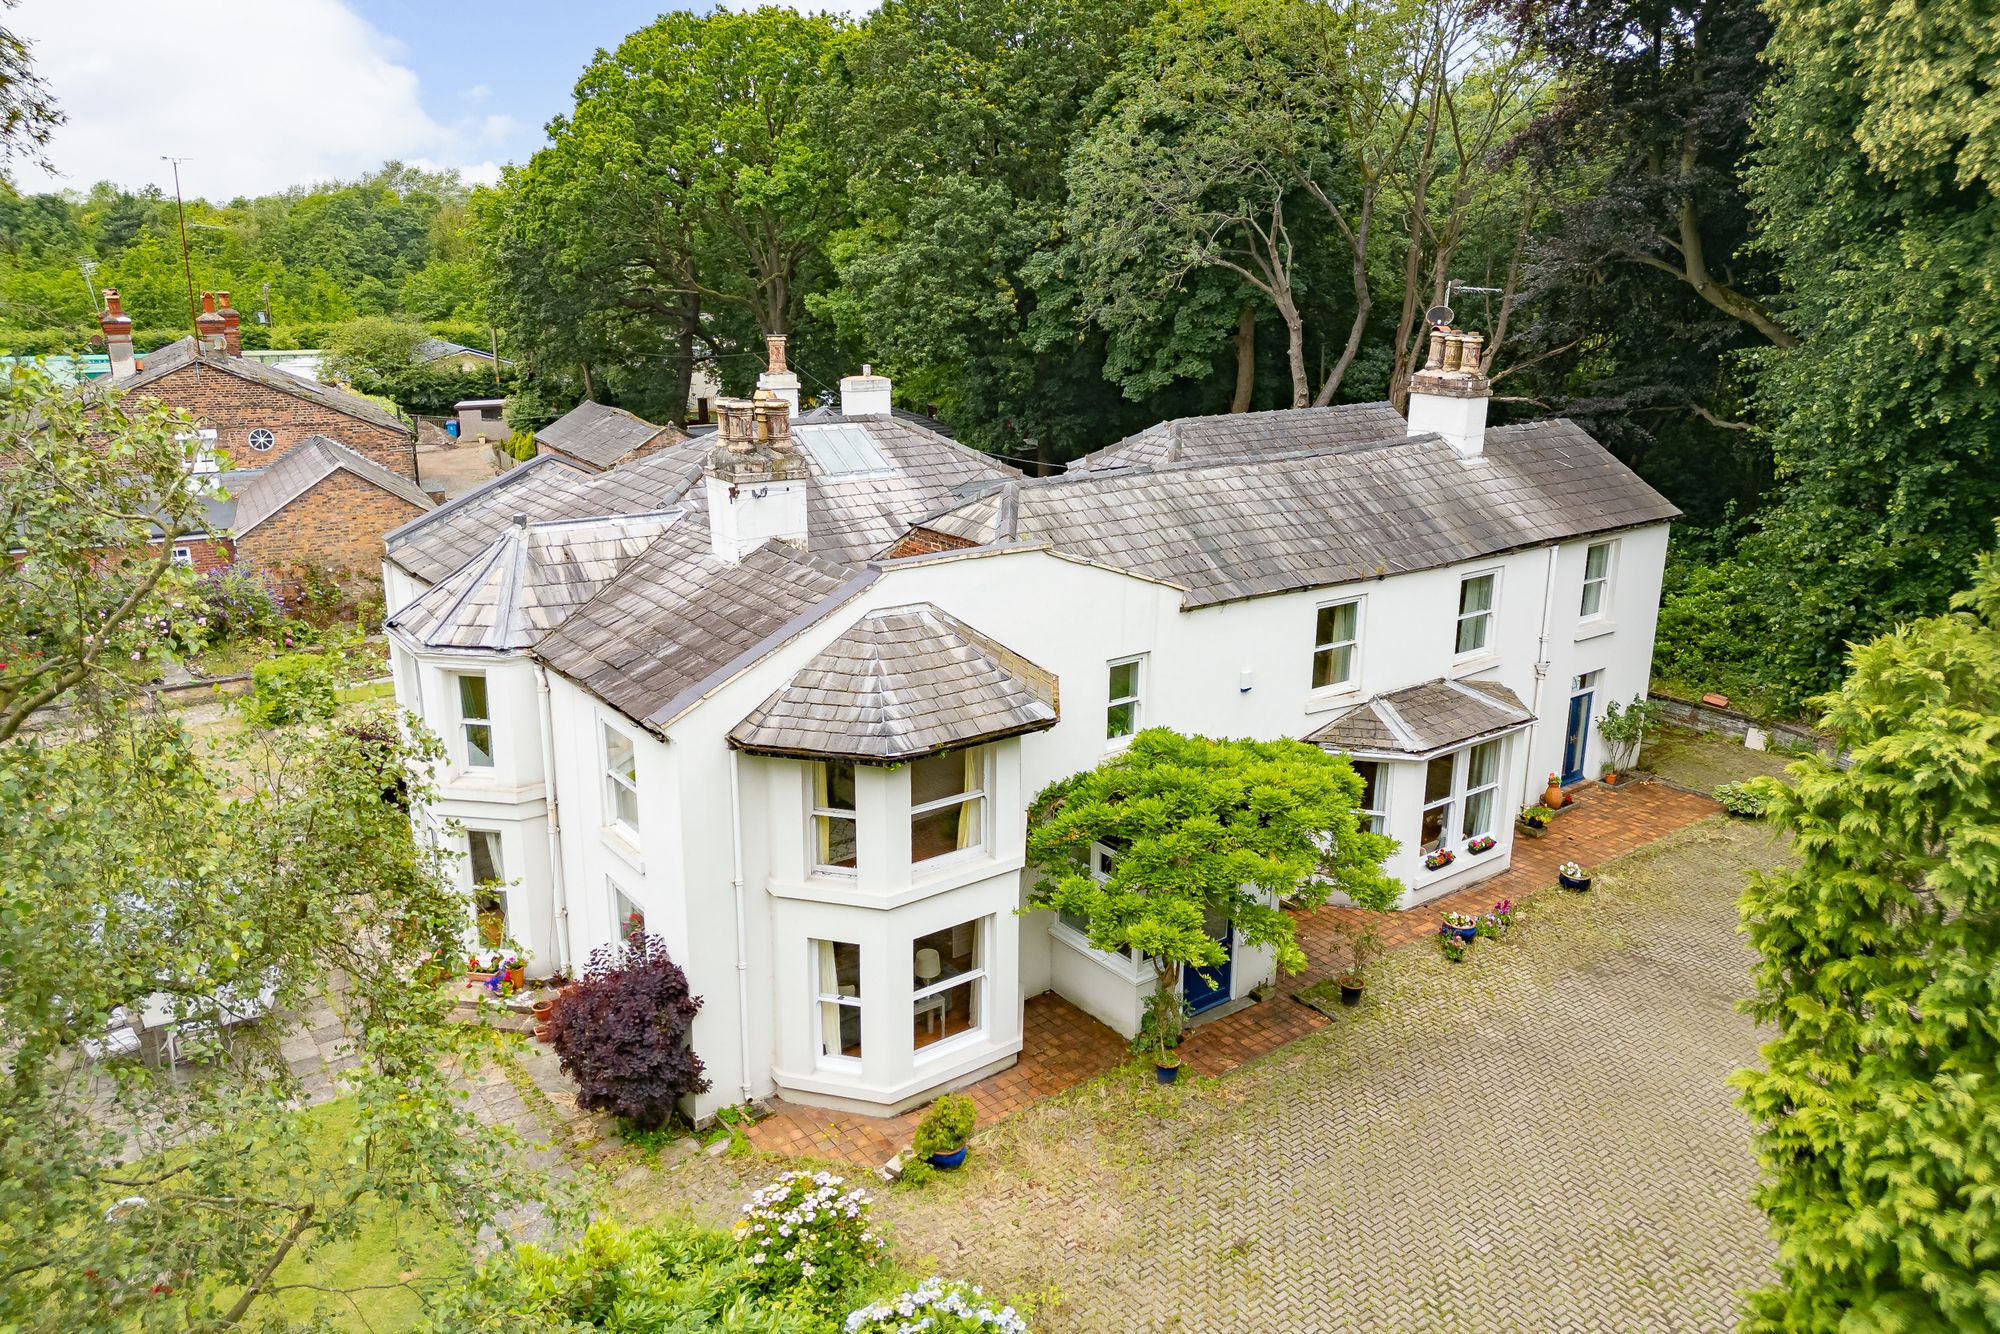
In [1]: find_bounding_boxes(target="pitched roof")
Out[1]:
[798,402,957,440]
[1305,677,1535,756]
[415,337,495,364]
[535,523,869,733]
[386,510,684,652]
[727,603,1059,762]
[383,453,599,583]
[125,337,409,435]
[918,420,1679,609]
[1067,403,1410,473]
[229,434,432,536]
[534,400,680,469]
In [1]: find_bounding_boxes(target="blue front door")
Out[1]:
[1184,908,1233,1014]
[1562,691,1593,785]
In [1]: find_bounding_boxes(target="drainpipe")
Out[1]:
[728,748,754,1102]
[1523,544,1560,803]
[534,664,573,975]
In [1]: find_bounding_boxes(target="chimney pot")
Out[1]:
[705,394,808,562]
[1423,327,1445,371]
[99,287,137,380]
[1405,324,1491,458]
[196,290,227,352]
[755,334,801,417]
[216,291,242,356]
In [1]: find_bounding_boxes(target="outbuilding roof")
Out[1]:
[230,434,432,536]
[125,337,410,435]
[1306,677,1535,757]
[727,604,1059,762]
[916,420,1679,609]
[534,400,681,470]
[387,510,684,652]
[1067,403,1410,473]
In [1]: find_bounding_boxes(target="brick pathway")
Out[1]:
[745,779,1719,1164]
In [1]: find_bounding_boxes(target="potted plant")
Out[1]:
[1334,921,1383,1006]
[1516,805,1554,838]
[1466,834,1497,856]
[1442,910,1479,942]
[911,1092,977,1170]
[1557,860,1592,892]
[1436,928,1467,962]
[1596,696,1659,779]
[1543,771,1567,807]
[1138,987,1189,1084]
[1490,897,1515,932]
[1424,847,1456,872]
[531,994,560,1042]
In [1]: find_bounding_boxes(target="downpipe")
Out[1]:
[728,748,754,1103]
[535,664,573,975]
[1523,543,1560,802]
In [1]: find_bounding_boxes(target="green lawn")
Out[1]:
[1639,723,1799,792]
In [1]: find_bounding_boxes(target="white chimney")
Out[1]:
[839,363,892,418]
[704,393,809,563]
[755,333,800,418]
[100,288,137,381]
[1406,327,1490,458]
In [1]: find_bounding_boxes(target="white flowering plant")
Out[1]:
[736,1170,884,1307]
[844,1277,1029,1334]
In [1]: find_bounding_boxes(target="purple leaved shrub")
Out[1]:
[547,932,710,1130]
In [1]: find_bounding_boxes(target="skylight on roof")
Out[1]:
[796,423,893,477]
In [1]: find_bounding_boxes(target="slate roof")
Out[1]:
[535,522,870,733]
[124,337,410,435]
[230,434,432,536]
[387,510,684,652]
[1067,403,1410,473]
[918,420,1679,609]
[384,454,597,583]
[798,403,957,440]
[727,604,1059,762]
[415,337,496,364]
[1306,677,1535,757]
[534,400,681,470]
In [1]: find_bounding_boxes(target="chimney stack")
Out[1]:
[1405,326,1490,458]
[755,333,800,417]
[216,290,241,356]
[704,389,810,563]
[195,291,227,353]
[839,362,892,418]
[99,288,137,381]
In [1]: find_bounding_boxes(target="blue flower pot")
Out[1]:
[927,1145,968,1170]
[1559,873,1592,892]
[1454,926,1477,941]
[1155,1063,1181,1085]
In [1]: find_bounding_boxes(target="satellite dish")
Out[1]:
[1425,304,1454,328]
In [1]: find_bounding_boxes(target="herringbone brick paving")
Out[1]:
[746,780,1720,1162]
[640,815,1790,1331]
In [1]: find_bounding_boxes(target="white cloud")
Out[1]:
[10,0,508,198]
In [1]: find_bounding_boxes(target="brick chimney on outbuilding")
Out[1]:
[195,291,227,353]
[99,288,137,380]
[216,290,242,356]
[1405,326,1490,458]
[705,390,809,563]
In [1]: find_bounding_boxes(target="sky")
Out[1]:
[9,0,875,201]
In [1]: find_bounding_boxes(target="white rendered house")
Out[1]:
[383,332,1676,1119]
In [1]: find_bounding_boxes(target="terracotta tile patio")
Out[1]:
[743,779,1720,1165]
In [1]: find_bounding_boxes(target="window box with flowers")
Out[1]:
[467,947,527,995]
[1466,834,1497,856]
[1423,847,1456,872]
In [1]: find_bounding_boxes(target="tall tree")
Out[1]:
[0,0,60,176]
[1735,0,2000,704]
[1734,538,2000,1331]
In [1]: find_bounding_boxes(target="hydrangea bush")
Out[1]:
[844,1277,1028,1333]
[737,1170,884,1306]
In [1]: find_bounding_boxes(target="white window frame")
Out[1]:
[909,747,988,869]
[1459,739,1502,840]
[1420,753,1457,855]
[810,761,859,876]
[1311,598,1362,692]
[602,723,639,832]
[1454,570,1498,657]
[247,427,276,452]
[467,828,508,945]
[1351,759,1388,835]
[812,938,863,1070]
[1105,654,1144,742]
[1051,842,1149,978]
[456,672,494,770]
[170,545,194,568]
[1579,541,1614,619]
[912,917,987,1059]
[609,877,644,943]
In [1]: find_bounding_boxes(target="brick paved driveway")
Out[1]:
[644,815,1791,1332]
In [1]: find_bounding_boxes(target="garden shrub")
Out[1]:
[844,1278,1028,1334]
[242,653,338,728]
[546,932,710,1130]
[1713,780,1773,818]
[910,1094,976,1160]
[194,566,281,640]
[1652,557,1782,710]
[736,1170,885,1311]
[420,1218,819,1333]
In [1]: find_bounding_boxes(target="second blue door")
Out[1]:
[1562,691,1593,785]
[1184,908,1233,1014]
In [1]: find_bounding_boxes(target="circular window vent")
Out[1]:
[248,428,275,452]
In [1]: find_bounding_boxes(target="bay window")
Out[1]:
[912,919,983,1051]
[1460,740,1501,839]
[814,939,863,1064]
[1419,738,1508,858]
[1420,754,1456,852]
[812,761,860,871]
[467,828,506,946]
[1352,760,1388,835]
[603,724,638,830]
[457,673,493,768]
[910,748,985,866]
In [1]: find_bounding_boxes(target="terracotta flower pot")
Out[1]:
[1543,783,1565,807]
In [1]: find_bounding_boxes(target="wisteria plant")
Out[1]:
[737,1170,885,1309]
[844,1277,1029,1333]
